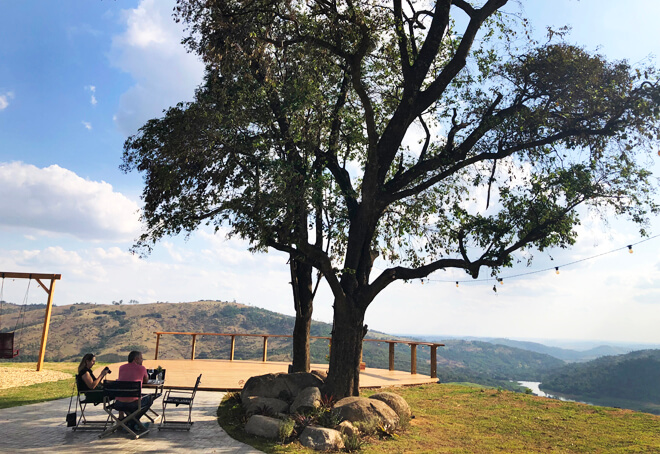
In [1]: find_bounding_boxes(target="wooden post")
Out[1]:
[430,344,438,379]
[389,342,395,371]
[230,335,236,361]
[410,343,417,375]
[191,334,197,360]
[36,277,58,372]
[262,336,268,362]
[154,333,161,360]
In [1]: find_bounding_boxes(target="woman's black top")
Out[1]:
[76,367,97,391]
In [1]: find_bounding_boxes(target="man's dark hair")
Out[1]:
[128,350,141,363]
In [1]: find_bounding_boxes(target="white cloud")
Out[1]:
[82,121,92,130]
[0,242,294,308]
[0,91,15,110]
[110,0,204,136]
[85,85,97,105]
[0,162,141,241]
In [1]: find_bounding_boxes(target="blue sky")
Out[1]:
[1,0,660,345]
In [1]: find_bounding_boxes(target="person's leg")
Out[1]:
[133,395,154,424]
[115,401,140,432]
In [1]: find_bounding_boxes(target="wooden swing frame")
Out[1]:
[1,272,61,371]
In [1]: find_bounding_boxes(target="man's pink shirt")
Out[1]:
[117,362,148,402]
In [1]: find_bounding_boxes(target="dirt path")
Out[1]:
[0,367,72,389]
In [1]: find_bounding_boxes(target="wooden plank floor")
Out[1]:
[105,359,437,391]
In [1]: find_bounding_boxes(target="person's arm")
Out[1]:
[81,368,109,390]
[142,367,149,383]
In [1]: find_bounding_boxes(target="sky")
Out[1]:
[1,0,660,346]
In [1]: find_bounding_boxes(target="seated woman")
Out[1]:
[77,353,111,391]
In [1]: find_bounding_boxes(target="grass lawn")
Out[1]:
[217,383,660,453]
[0,361,108,409]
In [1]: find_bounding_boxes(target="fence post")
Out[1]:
[389,342,395,371]
[230,335,236,361]
[430,344,438,379]
[262,336,269,362]
[154,333,161,360]
[191,334,197,360]
[410,343,417,374]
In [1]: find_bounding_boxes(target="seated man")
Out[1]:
[115,350,153,432]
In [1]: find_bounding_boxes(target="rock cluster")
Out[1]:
[240,372,411,451]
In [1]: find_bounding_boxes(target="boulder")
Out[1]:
[244,415,287,439]
[241,372,325,402]
[369,392,412,421]
[337,420,359,437]
[334,396,399,431]
[310,369,328,381]
[299,426,345,451]
[242,396,290,415]
[290,387,321,414]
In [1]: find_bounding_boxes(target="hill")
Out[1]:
[0,300,337,363]
[540,349,660,414]
[434,339,565,388]
[488,338,631,362]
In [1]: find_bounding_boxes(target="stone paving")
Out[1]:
[0,391,263,453]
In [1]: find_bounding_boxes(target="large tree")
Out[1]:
[123,0,660,397]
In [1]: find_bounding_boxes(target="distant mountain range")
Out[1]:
[410,334,656,362]
[486,338,633,362]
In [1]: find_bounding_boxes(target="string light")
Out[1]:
[378,234,660,288]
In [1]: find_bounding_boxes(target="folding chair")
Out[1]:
[159,374,202,431]
[72,375,109,431]
[99,380,150,439]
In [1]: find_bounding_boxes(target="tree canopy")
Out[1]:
[123,0,660,397]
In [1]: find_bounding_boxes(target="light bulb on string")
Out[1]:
[455,281,459,288]
[628,245,633,254]
[498,278,503,285]
[555,267,560,275]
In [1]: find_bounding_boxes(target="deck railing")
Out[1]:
[153,331,444,378]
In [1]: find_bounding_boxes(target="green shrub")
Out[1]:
[343,433,364,452]
[278,418,295,442]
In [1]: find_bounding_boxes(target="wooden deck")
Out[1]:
[106,359,438,391]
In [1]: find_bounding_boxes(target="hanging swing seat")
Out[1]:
[0,332,19,359]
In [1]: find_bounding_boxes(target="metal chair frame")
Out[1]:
[99,380,150,439]
[159,374,202,431]
[72,376,109,431]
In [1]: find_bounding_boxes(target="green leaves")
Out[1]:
[126,0,660,299]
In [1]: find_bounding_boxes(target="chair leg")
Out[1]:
[99,410,144,439]
[74,399,110,431]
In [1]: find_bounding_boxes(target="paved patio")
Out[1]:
[0,391,262,453]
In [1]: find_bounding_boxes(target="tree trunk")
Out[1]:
[326,297,367,398]
[290,258,314,373]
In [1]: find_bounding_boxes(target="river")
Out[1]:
[517,381,592,405]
